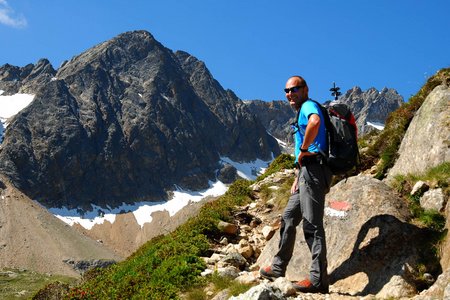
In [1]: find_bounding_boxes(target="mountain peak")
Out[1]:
[0,30,279,209]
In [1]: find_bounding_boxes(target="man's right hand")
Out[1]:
[291,176,299,194]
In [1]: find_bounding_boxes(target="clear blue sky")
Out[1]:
[1,0,449,103]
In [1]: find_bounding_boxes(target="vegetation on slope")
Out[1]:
[359,67,450,179]
[33,179,254,299]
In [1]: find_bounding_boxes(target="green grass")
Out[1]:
[391,162,449,231]
[256,153,294,181]
[33,178,255,299]
[184,272,254,300]
[0,269,76,300]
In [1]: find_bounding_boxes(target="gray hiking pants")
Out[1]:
[271,158,332,286]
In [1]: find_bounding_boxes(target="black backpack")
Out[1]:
[294,99,360,175]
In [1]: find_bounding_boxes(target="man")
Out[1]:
[260,75,332,293]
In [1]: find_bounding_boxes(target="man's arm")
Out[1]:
[297,113,321,164]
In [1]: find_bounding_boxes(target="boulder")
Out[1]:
[257,175,430,298]
[387,85,450,179]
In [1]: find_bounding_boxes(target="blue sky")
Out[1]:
[1,0,449,103]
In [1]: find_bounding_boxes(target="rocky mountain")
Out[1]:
[243,86,404,148]
[0,30,280,210]
[337,86,404,135]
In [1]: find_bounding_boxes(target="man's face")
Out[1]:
[285,78,307,110]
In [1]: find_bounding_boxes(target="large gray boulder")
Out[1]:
[387,85,450,179]
[257,175,433,298]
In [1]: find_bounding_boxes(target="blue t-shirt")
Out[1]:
[294,100,327,163]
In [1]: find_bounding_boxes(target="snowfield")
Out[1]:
[0,91,35,139]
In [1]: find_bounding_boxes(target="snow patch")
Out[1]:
[220,155,272,180]
[50,156,273,229]
[366,121,385,131]
[0,93,35,141]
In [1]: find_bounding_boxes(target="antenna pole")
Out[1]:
[329,82,341,101]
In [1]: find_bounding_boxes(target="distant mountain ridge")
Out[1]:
[337,86,404,135]
[0,30,280,210]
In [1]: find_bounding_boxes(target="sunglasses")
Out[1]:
[284,85,304,93]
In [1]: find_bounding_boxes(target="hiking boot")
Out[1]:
[259,266,282,281]
[293,278,329,294]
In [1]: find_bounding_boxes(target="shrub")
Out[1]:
[257,153,294,181]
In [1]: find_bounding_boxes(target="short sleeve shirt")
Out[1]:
[294,100,328,162]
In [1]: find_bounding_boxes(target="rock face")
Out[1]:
[0,30,280,209]
[387,85,450,178]
[0,58,56,95]
[243,100,294,144]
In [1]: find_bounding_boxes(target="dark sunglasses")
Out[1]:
[284,85,304,93]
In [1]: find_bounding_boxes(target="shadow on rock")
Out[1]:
[329,214,442,296]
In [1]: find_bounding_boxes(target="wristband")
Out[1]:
[300,148,308,153]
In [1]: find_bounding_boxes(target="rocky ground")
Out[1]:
[195,170,450,300]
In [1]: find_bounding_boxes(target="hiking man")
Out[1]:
[260,75,333,293]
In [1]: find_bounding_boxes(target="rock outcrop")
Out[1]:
[242,100,294,144]
[0,58,56,95]
[336,86,404,135]
[387,85,450,179]
[0,30,280,210]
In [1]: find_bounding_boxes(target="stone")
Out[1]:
[411,180,430,197]
[420,188,446,212]
[221,252,247,269]
[217,266,240,279]
[217,221,238,235]
[375,275,417,299]
[228,283,284,300]
[235,271,259,285]
[238,245,253,260]
[272,277,297,297]
[261,226,276,241]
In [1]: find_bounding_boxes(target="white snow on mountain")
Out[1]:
[49,180,228,229]
[366,121,385,131]
[0,91,35,140]
[50,157,271,229]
